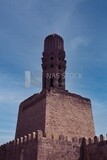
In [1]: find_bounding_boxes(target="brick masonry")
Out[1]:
[15,92,46,138]
[84,135,107,160]
[15,89,95,139]
[0,130,81,160]
[0,131,107,160]
[45,89,95,139]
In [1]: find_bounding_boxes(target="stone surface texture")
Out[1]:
[15,89,95,139]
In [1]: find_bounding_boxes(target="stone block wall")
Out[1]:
[0,130,81,160]
[37,133,80,160]
[0,131,107,160]
[0,132,38,160]
[15,92,46,138]
[45,89,95,139]
[84,135,107,160]
[15,89,95,140]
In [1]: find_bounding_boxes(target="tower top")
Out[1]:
[44,33,64,51]
[42,34,66,90]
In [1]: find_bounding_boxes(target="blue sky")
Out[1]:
[0,0,107,144]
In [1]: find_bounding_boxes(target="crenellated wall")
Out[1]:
[0,131,38,160]
[83,135,107,160]
[0,131,107,160]
[37,132,81,160]
[0,130,81,160]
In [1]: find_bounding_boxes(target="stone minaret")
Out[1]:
[15,34,95,139]
[42,34,66,90]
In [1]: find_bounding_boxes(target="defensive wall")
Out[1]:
[0,130,107,160]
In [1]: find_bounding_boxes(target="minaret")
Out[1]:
[42,34,66,90]
[15,34,95,140]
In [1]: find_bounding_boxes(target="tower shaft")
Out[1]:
[42,34,66,90]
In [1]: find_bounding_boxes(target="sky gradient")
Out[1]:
[0,0,107,144]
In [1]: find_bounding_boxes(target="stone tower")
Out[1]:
[42,34,66,90]
[15,34,95,139]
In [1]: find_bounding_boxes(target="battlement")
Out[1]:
[0,131,107,160]
[0,130,81,147]
[0,130,81,160]
[84,134,107,145]
[0,130,107,147]
[83,135,107,160]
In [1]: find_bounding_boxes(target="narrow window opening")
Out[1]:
[51,64,53,68]
[58,65,61,69]
[50,78,54,87]
[58,77,61,87]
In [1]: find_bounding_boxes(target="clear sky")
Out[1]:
[0,0,107,144]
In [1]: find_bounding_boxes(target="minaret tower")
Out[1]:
[15,34,95,140]
[42,34,66,90]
